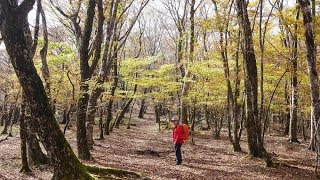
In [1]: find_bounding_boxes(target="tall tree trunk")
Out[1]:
[298,0,320,152]
[39,1,51,103]
[86,0,116,148]
[76,0,96,160]
[232,29,242,152]
[236,0,271,165]
[104,54,119,135]
[0,1,92,178]
[180,0,196,125]
[289,8,299,143]
[212,0,241,151]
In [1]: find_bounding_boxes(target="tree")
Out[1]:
[297,0,320,153]
[236,0,272,165]
[0,0,92,178]
[289,6,299,143]
[75,0,96,160]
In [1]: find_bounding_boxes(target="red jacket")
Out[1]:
[173,125,184,144]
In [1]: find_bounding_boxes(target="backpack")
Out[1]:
[181,124,190,142]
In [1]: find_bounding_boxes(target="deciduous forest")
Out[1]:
[0,0,319,179]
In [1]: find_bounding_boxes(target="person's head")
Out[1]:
[170,117,179,126]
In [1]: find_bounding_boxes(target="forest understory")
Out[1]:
[0,110,316,180]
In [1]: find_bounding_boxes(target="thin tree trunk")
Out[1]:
[138,88,148,118]
[19,94,31,173]
[127,100,135,129]
[1,105,12,134]
[97,96,104,140]
[289,7,299,143]
[104,55,119,135]
[284,80,290,135]
[181,0,196,125]
[86,0,116,148]
[113,84,138,129]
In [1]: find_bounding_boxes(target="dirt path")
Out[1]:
[0,111,317,179]
[87,112,317,180]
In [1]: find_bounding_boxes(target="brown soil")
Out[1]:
[0,111,317,180]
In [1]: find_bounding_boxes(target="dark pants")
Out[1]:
[175,143,182,165]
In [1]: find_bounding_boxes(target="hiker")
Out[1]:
[171,117,184,165]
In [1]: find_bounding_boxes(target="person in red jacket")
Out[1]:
[171,117,183,165]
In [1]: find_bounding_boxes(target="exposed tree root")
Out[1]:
[85,165,146,179]
[19,166,32,173]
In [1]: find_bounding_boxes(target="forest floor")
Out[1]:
[0,110,317,180]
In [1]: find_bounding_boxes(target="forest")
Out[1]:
[0,0,319,179]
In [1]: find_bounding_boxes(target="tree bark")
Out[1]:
[236,0,270,163]
[25,116,48,165]
[180,0,196,125]
[113,84,138,129]
[1,105,12,134]
[76,0,96,160]
[0,1,92,178]
[297,0,320,152]
[289,8,299,143]
[19,94,31,173]
[284,80,290,135]
[138,88,148,118]
[86,0,116,148]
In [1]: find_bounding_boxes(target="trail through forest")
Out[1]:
[0,110,317,180]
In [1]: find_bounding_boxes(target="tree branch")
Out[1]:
[18,0,36,15]
[31,0,41,58]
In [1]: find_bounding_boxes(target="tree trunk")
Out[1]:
[127,100,135,129]
[180,0,196,125]
[155,104,161,123]
[19,94,31,173]
[232,29,242,152]
[0,2,93,178]
[104,59,119,135]
[298,0,320,152]
[138,88,148,118]
[86,0,117,148]
[205,105,211,130]
[104,99,114,135]
[1,105,12,134]
[75,0,97,160]
[25,116,48,166]
[61,108,67,124]
[39,2,51,105]
[113,84,138,129]
[63,104,75,135]
[289,8,299,143]
[236,0,270,163]
[284,80,290,135]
